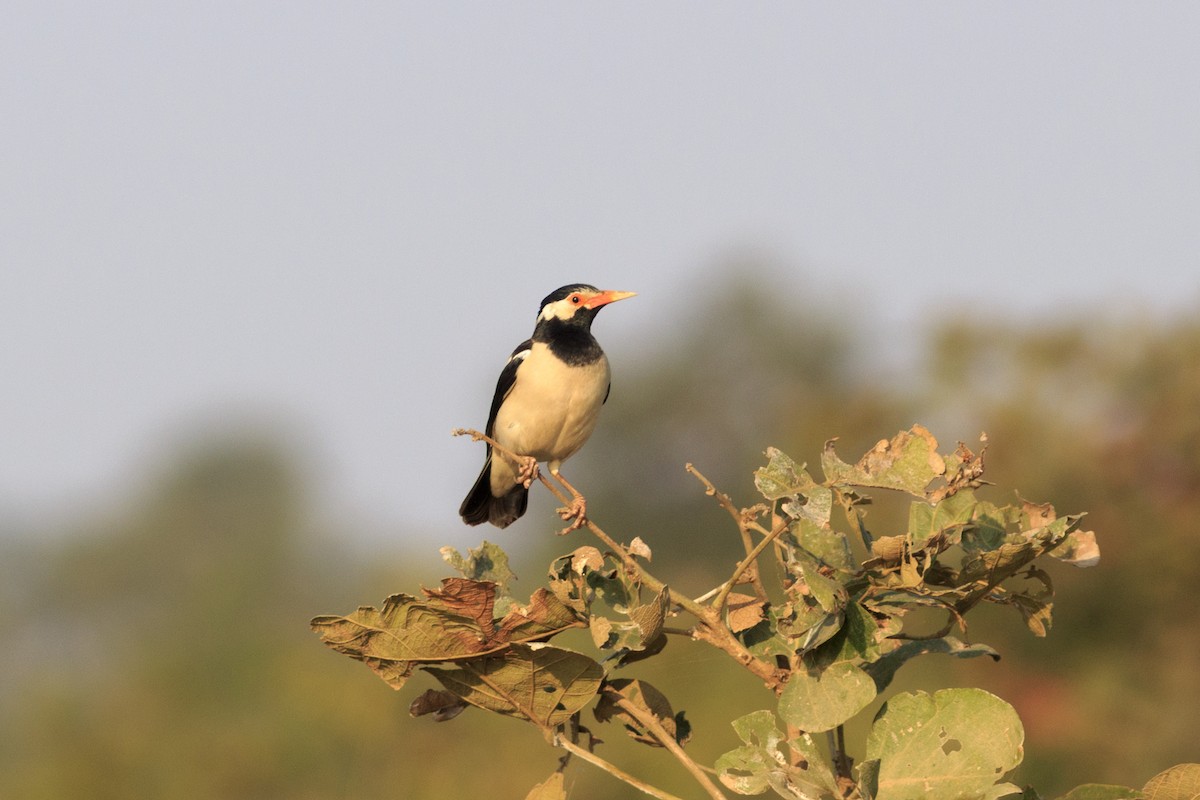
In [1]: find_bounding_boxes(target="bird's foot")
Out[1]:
[556,494,588,534]
[517,456,540,489]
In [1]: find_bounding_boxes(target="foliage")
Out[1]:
[313,426,1194,799]
[5,285,1199,798]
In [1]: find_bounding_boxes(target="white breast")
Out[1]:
[490,342,610,491]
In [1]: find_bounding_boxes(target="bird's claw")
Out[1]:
[517,456,539,489]
[556,495,588,534]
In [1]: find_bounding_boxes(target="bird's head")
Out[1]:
[536,284,637,327]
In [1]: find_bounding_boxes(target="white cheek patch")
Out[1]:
[538,298,579,322]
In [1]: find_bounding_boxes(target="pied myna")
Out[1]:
[459,284,636,528]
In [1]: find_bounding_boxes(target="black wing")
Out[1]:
[485,339,532,436]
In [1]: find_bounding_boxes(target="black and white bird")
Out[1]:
[459,284,636,528]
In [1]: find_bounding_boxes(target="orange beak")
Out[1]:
[581,290,637,309]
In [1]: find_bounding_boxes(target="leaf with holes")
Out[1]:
[865,688,1023,800]
[822,426,946,496]
[756,448,816,501]
[441,540,517,590]
[716,710,839,799]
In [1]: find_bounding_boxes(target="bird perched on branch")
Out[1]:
[459,284,636,528]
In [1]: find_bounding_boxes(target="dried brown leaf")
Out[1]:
[496,588,586,642]
[571,545,605,573]
[928,438,989,503]
[310,581,587,691]
[1022,498,1057,527]
[409,688,467,722]
[628,536,653,561]
[428,644,603,728]
[1049,529,1101,568]
[423,577,497,640]
[627,586,671,645]
[590,616,613,648]
[726,592,768,633]
[525,772,567,800]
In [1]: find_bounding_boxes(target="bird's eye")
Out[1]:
[569,294,582,304]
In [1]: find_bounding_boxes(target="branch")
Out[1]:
[554,735,686,800]
[611,694,728,800]
[454,428,785,691]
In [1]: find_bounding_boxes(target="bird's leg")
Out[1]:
[550,469,588,531]
[515,455,540,489]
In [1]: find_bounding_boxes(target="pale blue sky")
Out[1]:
[3,4,1198,537]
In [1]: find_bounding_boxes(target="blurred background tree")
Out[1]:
[2,270,1196,798]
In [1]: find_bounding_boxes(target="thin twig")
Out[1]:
[554,736,685,800]
[687,464,770,602]
[611,694,728,800]
[712,516,790,613]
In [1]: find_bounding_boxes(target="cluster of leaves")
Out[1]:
[311,426,1194,800]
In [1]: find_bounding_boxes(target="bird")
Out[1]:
[459,284,636,528]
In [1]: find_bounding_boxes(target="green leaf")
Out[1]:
[778,661,877,732]
[799,610,848,654]
[790,549,847,614]
[866,688,1024,800]
[957,527,1061,589]
[1142,763,1200,800]
[441,540,516,589]
[757,447,834,526]
[810,601,882,668]
[1055,785,1144,800]
[791,519,855,572]
[856,759,880,800]
[964,501,1018,553]
[740,608,795,658]
[756,448,815,501]
[426,644,603,728]
[1006,590,1055,637]
[716,710,839,799]
[822,426,946,497]
[587,563,635,610]
[907,490,978,550]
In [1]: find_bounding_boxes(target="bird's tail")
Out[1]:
[459,452,528,528]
